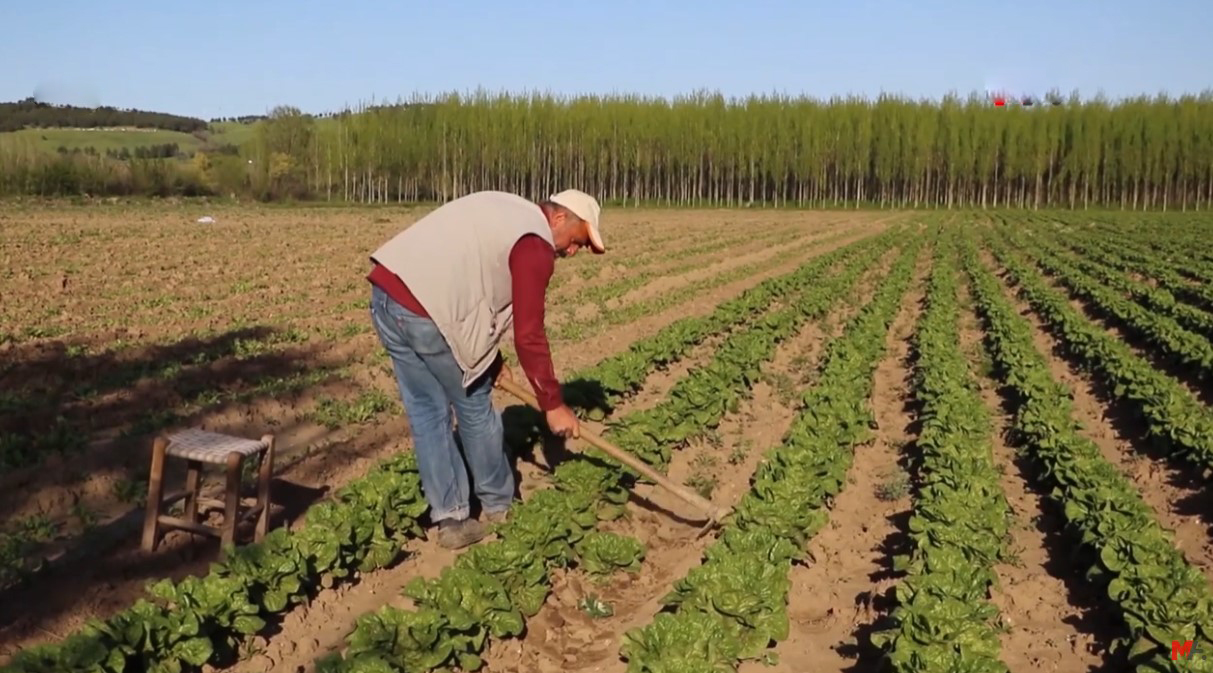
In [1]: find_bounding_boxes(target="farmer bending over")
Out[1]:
[366,189,606,549]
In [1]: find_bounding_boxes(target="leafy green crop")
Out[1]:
[988,228,1213,473]
[621,230,923,673]
[1068,222,1213,313]
[317,472,647,672]
[604,230,900,472]
[573,531,645,576]
[552,459,629,521]
[2,453,429,673]
[965,230,1213,673]
[1048,232,1213,342]
[1016,229,1213,382]
[869,226,1012,672]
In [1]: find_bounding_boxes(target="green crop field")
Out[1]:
[2,198,1212,673]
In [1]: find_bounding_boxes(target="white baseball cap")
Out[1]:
[548,189,605,254]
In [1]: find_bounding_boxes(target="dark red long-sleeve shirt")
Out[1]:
[367,234,563,410]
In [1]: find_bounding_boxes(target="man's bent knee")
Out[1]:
[456,403,502,438]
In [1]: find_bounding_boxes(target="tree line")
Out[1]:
[2,90,1212,209]
[0,98,208,133]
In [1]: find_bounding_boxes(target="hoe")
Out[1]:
[497,378,731,536]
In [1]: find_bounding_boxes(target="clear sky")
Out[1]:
[2,0,1210,120]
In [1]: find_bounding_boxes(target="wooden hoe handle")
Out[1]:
[496,378,730,524]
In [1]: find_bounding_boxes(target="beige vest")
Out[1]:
[370,191,555,388]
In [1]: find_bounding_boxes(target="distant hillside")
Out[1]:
[1,123,256,157]
[0,96,261,158]
[0,98,208,133]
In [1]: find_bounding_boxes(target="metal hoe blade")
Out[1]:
[497,378,731,531]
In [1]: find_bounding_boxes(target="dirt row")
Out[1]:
[746,241,928,672]
[1,208,863,347]
[955,279,1106,672]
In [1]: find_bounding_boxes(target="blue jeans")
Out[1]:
[369,284,515,522]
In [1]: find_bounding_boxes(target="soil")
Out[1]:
[482,259,861,673]
[606,229,836,309]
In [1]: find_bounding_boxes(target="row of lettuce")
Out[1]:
[603,229,898,470]
[964,228,1213,672]
[316,460,646,672]
[988,226,1213,475]
[2,452,431,673]
[313,227,911,671]
[1015,227,1213,387]
[1053,232,1213,342]
[1081,216,1213,299]
[615,217,1213,673]
[619,231,922,670]
[553,229,853,341]
[868,227,1013,669]
[865,220,1213,672]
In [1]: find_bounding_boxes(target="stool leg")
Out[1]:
[141,436,168,552]
[184,460,202,523]
[255,435,275,542]
[222,452,242,549]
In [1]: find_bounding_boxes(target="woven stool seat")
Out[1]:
[166,428,269,463]
[142,427,276,553]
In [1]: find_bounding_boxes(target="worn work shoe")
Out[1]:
[436,518,487,549]
[483,509,510,525]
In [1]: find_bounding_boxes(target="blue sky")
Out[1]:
[2,0,1210,119]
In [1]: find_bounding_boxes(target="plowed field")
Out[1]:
[2,204,1211,673]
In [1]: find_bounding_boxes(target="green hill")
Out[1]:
[0,121,258,157]
[0,99,260,157]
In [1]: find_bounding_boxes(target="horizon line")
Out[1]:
[9,85,1213,122]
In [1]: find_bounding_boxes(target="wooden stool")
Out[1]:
[141,428,275,552]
